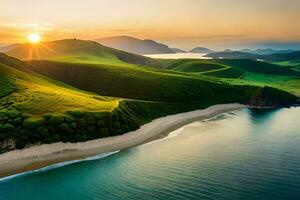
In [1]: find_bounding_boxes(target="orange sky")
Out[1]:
[0,0,299,49]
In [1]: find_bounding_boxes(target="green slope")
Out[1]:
[6,39,156,67]
[0,54,247,153]
[1,40,298,153]
[28,60,245,102]
[162,58,299,77]
[161,59,226,73]
[155,58,300,95]
[213,59,299,76]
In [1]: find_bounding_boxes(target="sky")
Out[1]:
[0,0,300,50]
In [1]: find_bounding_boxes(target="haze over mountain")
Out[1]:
[0,44,19,53]
[240,48,296,55]
[189,47,214,54]
[95,36,176,55]
[171,48,186,53]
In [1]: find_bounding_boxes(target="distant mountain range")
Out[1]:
[3,36,299,61]
[171,48,186,53]
[206,50,300,62]
[189,47,214,54]
[95,36,179,55]
[0,44,18,52]
[240,48,296,55]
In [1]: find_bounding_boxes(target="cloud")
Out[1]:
[0,22,53,31]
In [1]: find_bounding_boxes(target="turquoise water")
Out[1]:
[0,108,300,200]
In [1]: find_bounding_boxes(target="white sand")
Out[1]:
[0,103,246,177]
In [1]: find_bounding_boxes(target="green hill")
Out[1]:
[6,39,157,67]
[161,59,226,73]
[213,59,299,76]
[28,60,243,102]
[156,58,300,95]
[160,58,299,77]
[0,53,244,153]
[0,39,298,153]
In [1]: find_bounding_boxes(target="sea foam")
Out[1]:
[0,150,119,182]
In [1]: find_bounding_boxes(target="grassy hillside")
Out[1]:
[0,53,250,153]
[28,60,246,102]
[213,59,299,76]
[154,58,300,96]
[161,59,226,73]
[6,39,157,67]
[220,74,300,97]
[156,58,298,76]
[0,59,119,116]
[1,39,298,153]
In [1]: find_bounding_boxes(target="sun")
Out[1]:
[28,33,41,44]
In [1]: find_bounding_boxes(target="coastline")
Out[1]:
[0,103,246,178]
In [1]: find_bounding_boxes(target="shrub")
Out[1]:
[100,127,110,137]
[68,110,85,117]
[65,115,75,123]
[49,115,64,126]
[0,123,15,133]
[70,122,77,129]
[23,118,45,130]
[12,117,23,125]
[60,123,70,132]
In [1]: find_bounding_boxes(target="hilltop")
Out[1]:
[6,39,160,67]
[189,47,214,54]
[95,36,175,55]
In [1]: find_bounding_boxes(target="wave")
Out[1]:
[142,126,185,147]
[0,150,120,182]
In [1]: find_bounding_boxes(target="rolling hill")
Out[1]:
[158,58,299,76]
[95,36,175,55]
[156,58,300,96]
[6,39,161,67]
[0,39,298,153]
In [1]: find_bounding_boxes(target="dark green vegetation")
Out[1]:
[0,39,298,153]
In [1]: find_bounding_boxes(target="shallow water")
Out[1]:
[0,108,300,200]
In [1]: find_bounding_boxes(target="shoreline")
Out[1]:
[0,103,246,179]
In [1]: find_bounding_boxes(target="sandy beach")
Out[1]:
[0,103,246,178]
